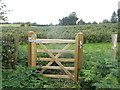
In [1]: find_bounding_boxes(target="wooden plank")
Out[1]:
[28,31,37,67]
[37,58,75,62]
[37,49,74,53]
[36,66,74,70]
[36,39,75,44]
[40,43,72,73]
[39,43,74,81]
[42,74,70,79]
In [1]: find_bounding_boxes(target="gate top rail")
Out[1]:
[36,39,75,44]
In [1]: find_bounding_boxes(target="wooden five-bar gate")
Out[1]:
[28,31,84,82]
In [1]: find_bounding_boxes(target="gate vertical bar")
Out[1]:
[74,34,79,82]
[28,32,31,66]
[28,31,37,67]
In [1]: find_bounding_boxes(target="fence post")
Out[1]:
[74,32,84,82]
[112,34,117,60]
[28,31,37,67]
[14,34,19,66]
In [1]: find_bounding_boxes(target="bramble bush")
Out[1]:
[2,35,15,69]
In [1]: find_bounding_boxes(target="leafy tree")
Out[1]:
[92,21,98,24]
[0,3,7,21]
[111,11,117,23]
[118,9,120,44]
[68,12,79,25]
[59,12,78,25]
[26,22,31,27]
[49,22,53,26]
[59,17,69,25]
[118,9,120,23]
[87,22,91,24]
[102,19,110,23]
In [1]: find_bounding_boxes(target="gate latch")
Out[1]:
[79,41,82,48]
[28,38,42,42]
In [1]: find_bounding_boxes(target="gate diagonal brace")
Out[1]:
[40,43,72,73]
[39,43,74,81]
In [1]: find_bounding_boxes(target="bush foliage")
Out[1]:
[2,23,118,44]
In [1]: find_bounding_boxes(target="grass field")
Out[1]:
[18,42,114,65]
[0,24,21,27]
[19,42,112,59]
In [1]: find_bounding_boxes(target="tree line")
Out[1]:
[103,11,118,23]
[59,10,120,25]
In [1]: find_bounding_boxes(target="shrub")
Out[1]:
[20,22,25,27]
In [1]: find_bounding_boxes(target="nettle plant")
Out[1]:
[79,57,119,88]
[2,65,52,88]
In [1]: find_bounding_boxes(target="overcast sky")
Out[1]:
[1,0,120,24]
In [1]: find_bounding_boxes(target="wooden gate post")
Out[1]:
[74,32,84,82]
[79,32,84,69]
[28,31,37,67]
